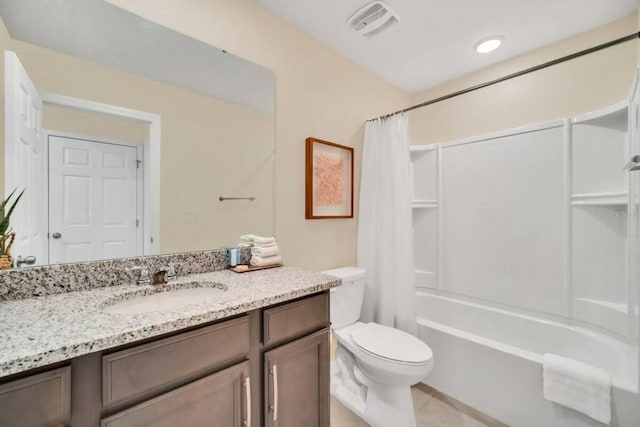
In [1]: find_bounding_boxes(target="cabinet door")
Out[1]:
[101,361,251,427]
[0,366,71,427]
[264,329,330,427]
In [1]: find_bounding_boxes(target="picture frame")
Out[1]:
[305,137,354,219]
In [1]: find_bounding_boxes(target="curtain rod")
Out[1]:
[367,32,640,122]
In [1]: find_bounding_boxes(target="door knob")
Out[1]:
[623,155,640,171]
[16,255,36,267]
[52,232,62,239]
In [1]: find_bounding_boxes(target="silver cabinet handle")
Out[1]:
[272,364,278,422]
[16,255,36,267]
[244,377,251,427]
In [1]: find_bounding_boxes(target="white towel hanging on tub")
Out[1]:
[543,353,611,425]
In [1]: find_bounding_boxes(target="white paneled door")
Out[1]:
[4,51,45,267]
[48,135,141,264]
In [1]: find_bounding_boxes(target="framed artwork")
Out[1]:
[305,137,354,219]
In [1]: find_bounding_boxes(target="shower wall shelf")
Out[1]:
[571,100,629,131]
[410,93,638,339]
[410,144,441,290]
[412,200,438,208]
[570,192,628,206]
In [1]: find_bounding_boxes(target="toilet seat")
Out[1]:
[351,322,433,365]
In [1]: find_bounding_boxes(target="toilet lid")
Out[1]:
[351,323,433,364]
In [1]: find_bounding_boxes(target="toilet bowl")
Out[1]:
[322,267,434,427]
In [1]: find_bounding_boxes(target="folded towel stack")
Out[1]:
[543,353,611,425]
[239,235,282,267]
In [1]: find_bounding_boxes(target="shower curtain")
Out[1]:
[358,113,416,335]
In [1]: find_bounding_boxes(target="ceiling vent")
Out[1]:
[348,1,400,38]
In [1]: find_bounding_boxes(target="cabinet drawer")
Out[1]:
[0,366,71,427]
[102,361,250,427]
[103,316,249,407]
[263,292,329,346]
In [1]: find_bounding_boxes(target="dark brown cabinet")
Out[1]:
[0,366,71,427]
[0,291,329,427]
[264,329,330,427]
[101,361,250,427]
[102,316,250,408]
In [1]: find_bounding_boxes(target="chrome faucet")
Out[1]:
[151,264,177,285]
[128,266,151,285]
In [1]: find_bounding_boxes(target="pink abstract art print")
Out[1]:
[305,137,353,219]
[313,152,344,206]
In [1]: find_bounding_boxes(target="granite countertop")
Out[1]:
[0,266,340,378]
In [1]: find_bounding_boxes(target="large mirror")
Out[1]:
[0,0,275,268]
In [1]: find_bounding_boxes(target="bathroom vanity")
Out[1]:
[0,255,338,427]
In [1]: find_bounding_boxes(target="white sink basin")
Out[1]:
[103,287,225,315]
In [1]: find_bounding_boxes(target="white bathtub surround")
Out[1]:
[358,113,416,334]
[416,291,640,426]
[543,354,611,424]
[408,80,640,426]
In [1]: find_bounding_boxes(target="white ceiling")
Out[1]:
[0,0,275,112]
[254,0,638,93]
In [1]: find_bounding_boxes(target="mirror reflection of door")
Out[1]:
[5,50,147,266]
[4,50,45,267]
[47,134,142,264]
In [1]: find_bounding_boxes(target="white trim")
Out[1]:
[41,92,159,123]
[409,144,438,152]
[436,143,442,290]
[435,119,565,149]
[411,200,438,208]
[42,131,50,264]
[571,100,629,125]
[136,144,144,257]
[3,51,17,202]
[562,118,572,320]
[40,92,161,255]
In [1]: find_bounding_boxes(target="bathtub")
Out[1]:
[416,290,640,427]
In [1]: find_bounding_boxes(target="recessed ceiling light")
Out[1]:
[475,36,504,53]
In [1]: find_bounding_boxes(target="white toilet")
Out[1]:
[322,267,434,427]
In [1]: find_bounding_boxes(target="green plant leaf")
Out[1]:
[0,188,17,220]
[0,189,24,235]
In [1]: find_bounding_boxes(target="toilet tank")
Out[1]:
[321,267,366,330]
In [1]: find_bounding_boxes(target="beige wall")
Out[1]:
[106,0,411,270]
[0,21,276,253]
[409,15,639,145]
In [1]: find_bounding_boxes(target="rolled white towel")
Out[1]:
[543,354,611,425]
[250,254,282,267]
[251,245,279,257]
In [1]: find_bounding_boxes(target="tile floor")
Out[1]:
[330,385,500,427]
